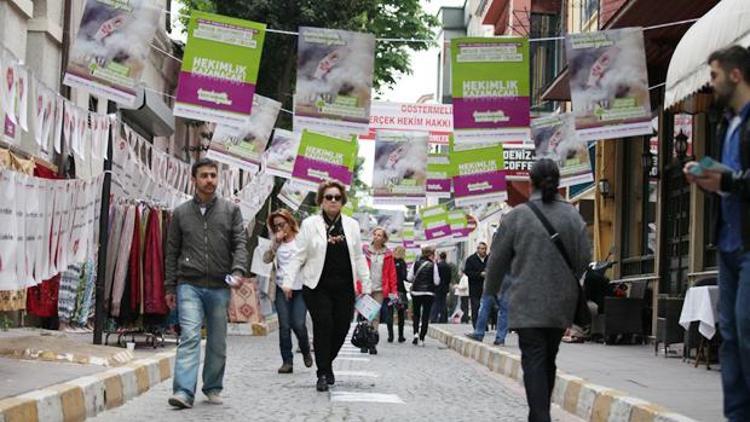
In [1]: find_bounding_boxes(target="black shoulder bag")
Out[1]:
[526,201,591,329]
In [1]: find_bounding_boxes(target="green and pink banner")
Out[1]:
[292,130,357,189]
[419,204,452,241]
[450,140,507,207]
[451,37,530,146]
[426,152,452,198]
[174,11,266,126]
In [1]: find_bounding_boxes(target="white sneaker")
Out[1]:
[419,339,426,347]
[206,392,223,405]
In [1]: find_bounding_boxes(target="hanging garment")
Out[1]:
[72,259,96,327]
[26,274,59,318]
[58,264,81,322]
[128,207,141,313]
[104,204,124,307]
[143,208,167,315]
[110,205,135,317]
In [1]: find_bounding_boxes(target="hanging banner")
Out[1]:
[467,201,504,222]
[362,101,452,145]
[503,143,535,181]
[372,130,428,206]
[420,204,452,241]
[566,28,652,141]
[402,222,416,248]
[451,37,530,145]
[63,0,161,106]
[278,180,312,211]
[293,26,375,136]
[291,129,357,189]
[174,11,266,126]
[450,142,507,207]
[207,95,280,173]
[532,114,594,187]
[426,152,452,198]
[15,64,28,132]
[448,209,470,240]
[264,129,301,179]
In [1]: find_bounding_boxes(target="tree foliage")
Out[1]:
[177,0,438,129]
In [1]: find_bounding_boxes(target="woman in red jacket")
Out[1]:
[362,227,397,354]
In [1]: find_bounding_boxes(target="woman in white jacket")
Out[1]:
[281,180,371,392]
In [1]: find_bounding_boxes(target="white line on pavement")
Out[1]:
[334,371,379,378]
[335,357,370,362]
[330,392,404,404]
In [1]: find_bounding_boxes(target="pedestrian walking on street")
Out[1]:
[453,272,470,324]
[263,209,313,374]
[430,252,452,323]
[362,227,397,354]
[386,246,409,343]
[684,45,750,422]
[484,159,591,422]
[465,284,509,346]
[410,245,440,346]
[164,158,249,409]
[281,180,372,392]
[464,242,488,329]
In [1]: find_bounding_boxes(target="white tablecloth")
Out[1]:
[679,286,720,339]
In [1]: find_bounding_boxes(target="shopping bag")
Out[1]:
[227,279,262,324]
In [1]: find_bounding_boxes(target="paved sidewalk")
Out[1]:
[432,323,721,421]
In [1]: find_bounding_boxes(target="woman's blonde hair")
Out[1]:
[267,209,299,235]
[371,226,389,243]
[421,245,436,258]
[393,246,406,259]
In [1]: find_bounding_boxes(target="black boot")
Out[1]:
[387,324,394,343]
[369,345,377,355]
[326,371,335,385]
[316,376,329,392]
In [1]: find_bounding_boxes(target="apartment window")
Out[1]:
[580,0,599,25]
[530,13,562,112]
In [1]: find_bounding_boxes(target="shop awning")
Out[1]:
[664,0,750,109]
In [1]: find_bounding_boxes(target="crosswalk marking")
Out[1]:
[334,371,379,378]
[335,357,370,362]
[330,392,404,404]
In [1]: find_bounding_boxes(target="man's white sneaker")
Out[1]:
[419,339,426,347]
[206,392,223,405]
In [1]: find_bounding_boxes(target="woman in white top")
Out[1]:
[263,209,312,374]
[281,180,371,392]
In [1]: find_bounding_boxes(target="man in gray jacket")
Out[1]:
[484,159,591,422]
[165,158,248,409]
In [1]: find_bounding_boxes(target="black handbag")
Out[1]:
[351,320,379,348]
[526,201,591,329]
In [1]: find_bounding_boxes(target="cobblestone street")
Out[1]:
[92,326,581,421]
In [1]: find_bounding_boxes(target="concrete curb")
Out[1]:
[0,350,176,422]
[427,326,699,422]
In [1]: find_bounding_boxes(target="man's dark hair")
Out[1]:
[707,45,750,84]
[530,158,561,203]
[478,241,487,247]
[439,252,447,260]
[191,158,219,177]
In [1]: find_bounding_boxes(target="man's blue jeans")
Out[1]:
[275,289,311,364]
[472,292,509,342]
[173,283,230,403]
[718,250,750,421]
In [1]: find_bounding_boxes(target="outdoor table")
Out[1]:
[679,285,719,369]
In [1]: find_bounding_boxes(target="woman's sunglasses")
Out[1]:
[324,194,342,202]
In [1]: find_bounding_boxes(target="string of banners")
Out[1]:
[2,3,661,241]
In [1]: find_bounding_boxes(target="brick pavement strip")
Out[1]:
[0,351,176,422]
[88,326,581,422]
[425,326,701,422]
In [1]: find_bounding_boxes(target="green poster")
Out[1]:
[175,11,266,126]
[450,139,507,207]
[420,204,452,241]
[292,130,357,188]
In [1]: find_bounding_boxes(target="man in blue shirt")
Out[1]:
[684,45,750,422]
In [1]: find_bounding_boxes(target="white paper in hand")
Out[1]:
[355,295,381,322]
[251,237,273,278]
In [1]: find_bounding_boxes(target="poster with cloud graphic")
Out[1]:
[566,28,651,141]
[63,0,161,106]
[292,129,357,189]
[450,141,507,207]
[372,131,428,206]
[208,94,280,173]
[264,129,301,179]
[294,27,375,136]
[278,180,313,211]
[532,113,594,187]
[451,37,530,145]
[174,11,266,126]
[372,209,406,245]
